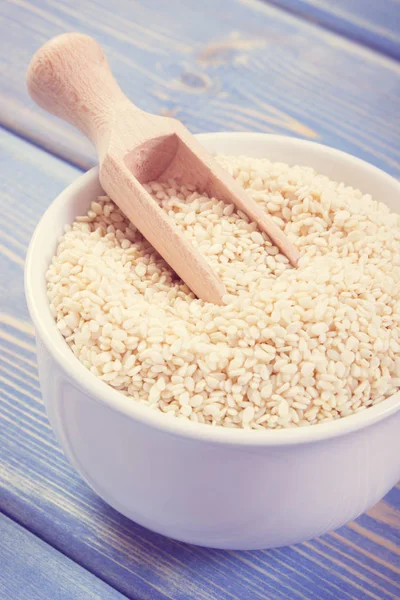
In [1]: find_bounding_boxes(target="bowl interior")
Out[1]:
[25,133,400,445]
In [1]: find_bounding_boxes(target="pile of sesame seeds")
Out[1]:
[46,154,400,429]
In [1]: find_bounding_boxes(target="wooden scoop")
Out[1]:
[27,33,299,304]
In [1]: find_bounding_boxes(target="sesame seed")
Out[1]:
[47,154,400,430]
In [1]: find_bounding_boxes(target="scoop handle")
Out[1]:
[26,33,130,153]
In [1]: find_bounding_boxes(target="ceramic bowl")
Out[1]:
[25,133,400,550]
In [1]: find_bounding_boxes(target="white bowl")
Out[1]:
[25,133,400,550]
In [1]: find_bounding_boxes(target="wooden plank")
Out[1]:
[0,126,399,600]
[0,0,399,177]
[0,514,128,600]
[264,0,400,61]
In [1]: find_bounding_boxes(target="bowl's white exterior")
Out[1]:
[26,134,400,550]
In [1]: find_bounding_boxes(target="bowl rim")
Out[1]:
[25,132,400,447]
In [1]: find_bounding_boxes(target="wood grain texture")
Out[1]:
[0,126,399,599]
[0,0,399,177]
[264,0,400,60]
[0,514,128,600]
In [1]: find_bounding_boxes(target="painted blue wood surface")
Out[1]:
[0,514,128,600]
[0,0,399,177]
[265,0,400,60]
[0,126,399,600]
[0,0,399,597]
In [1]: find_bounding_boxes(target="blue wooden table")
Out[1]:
[0,0,399,598]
